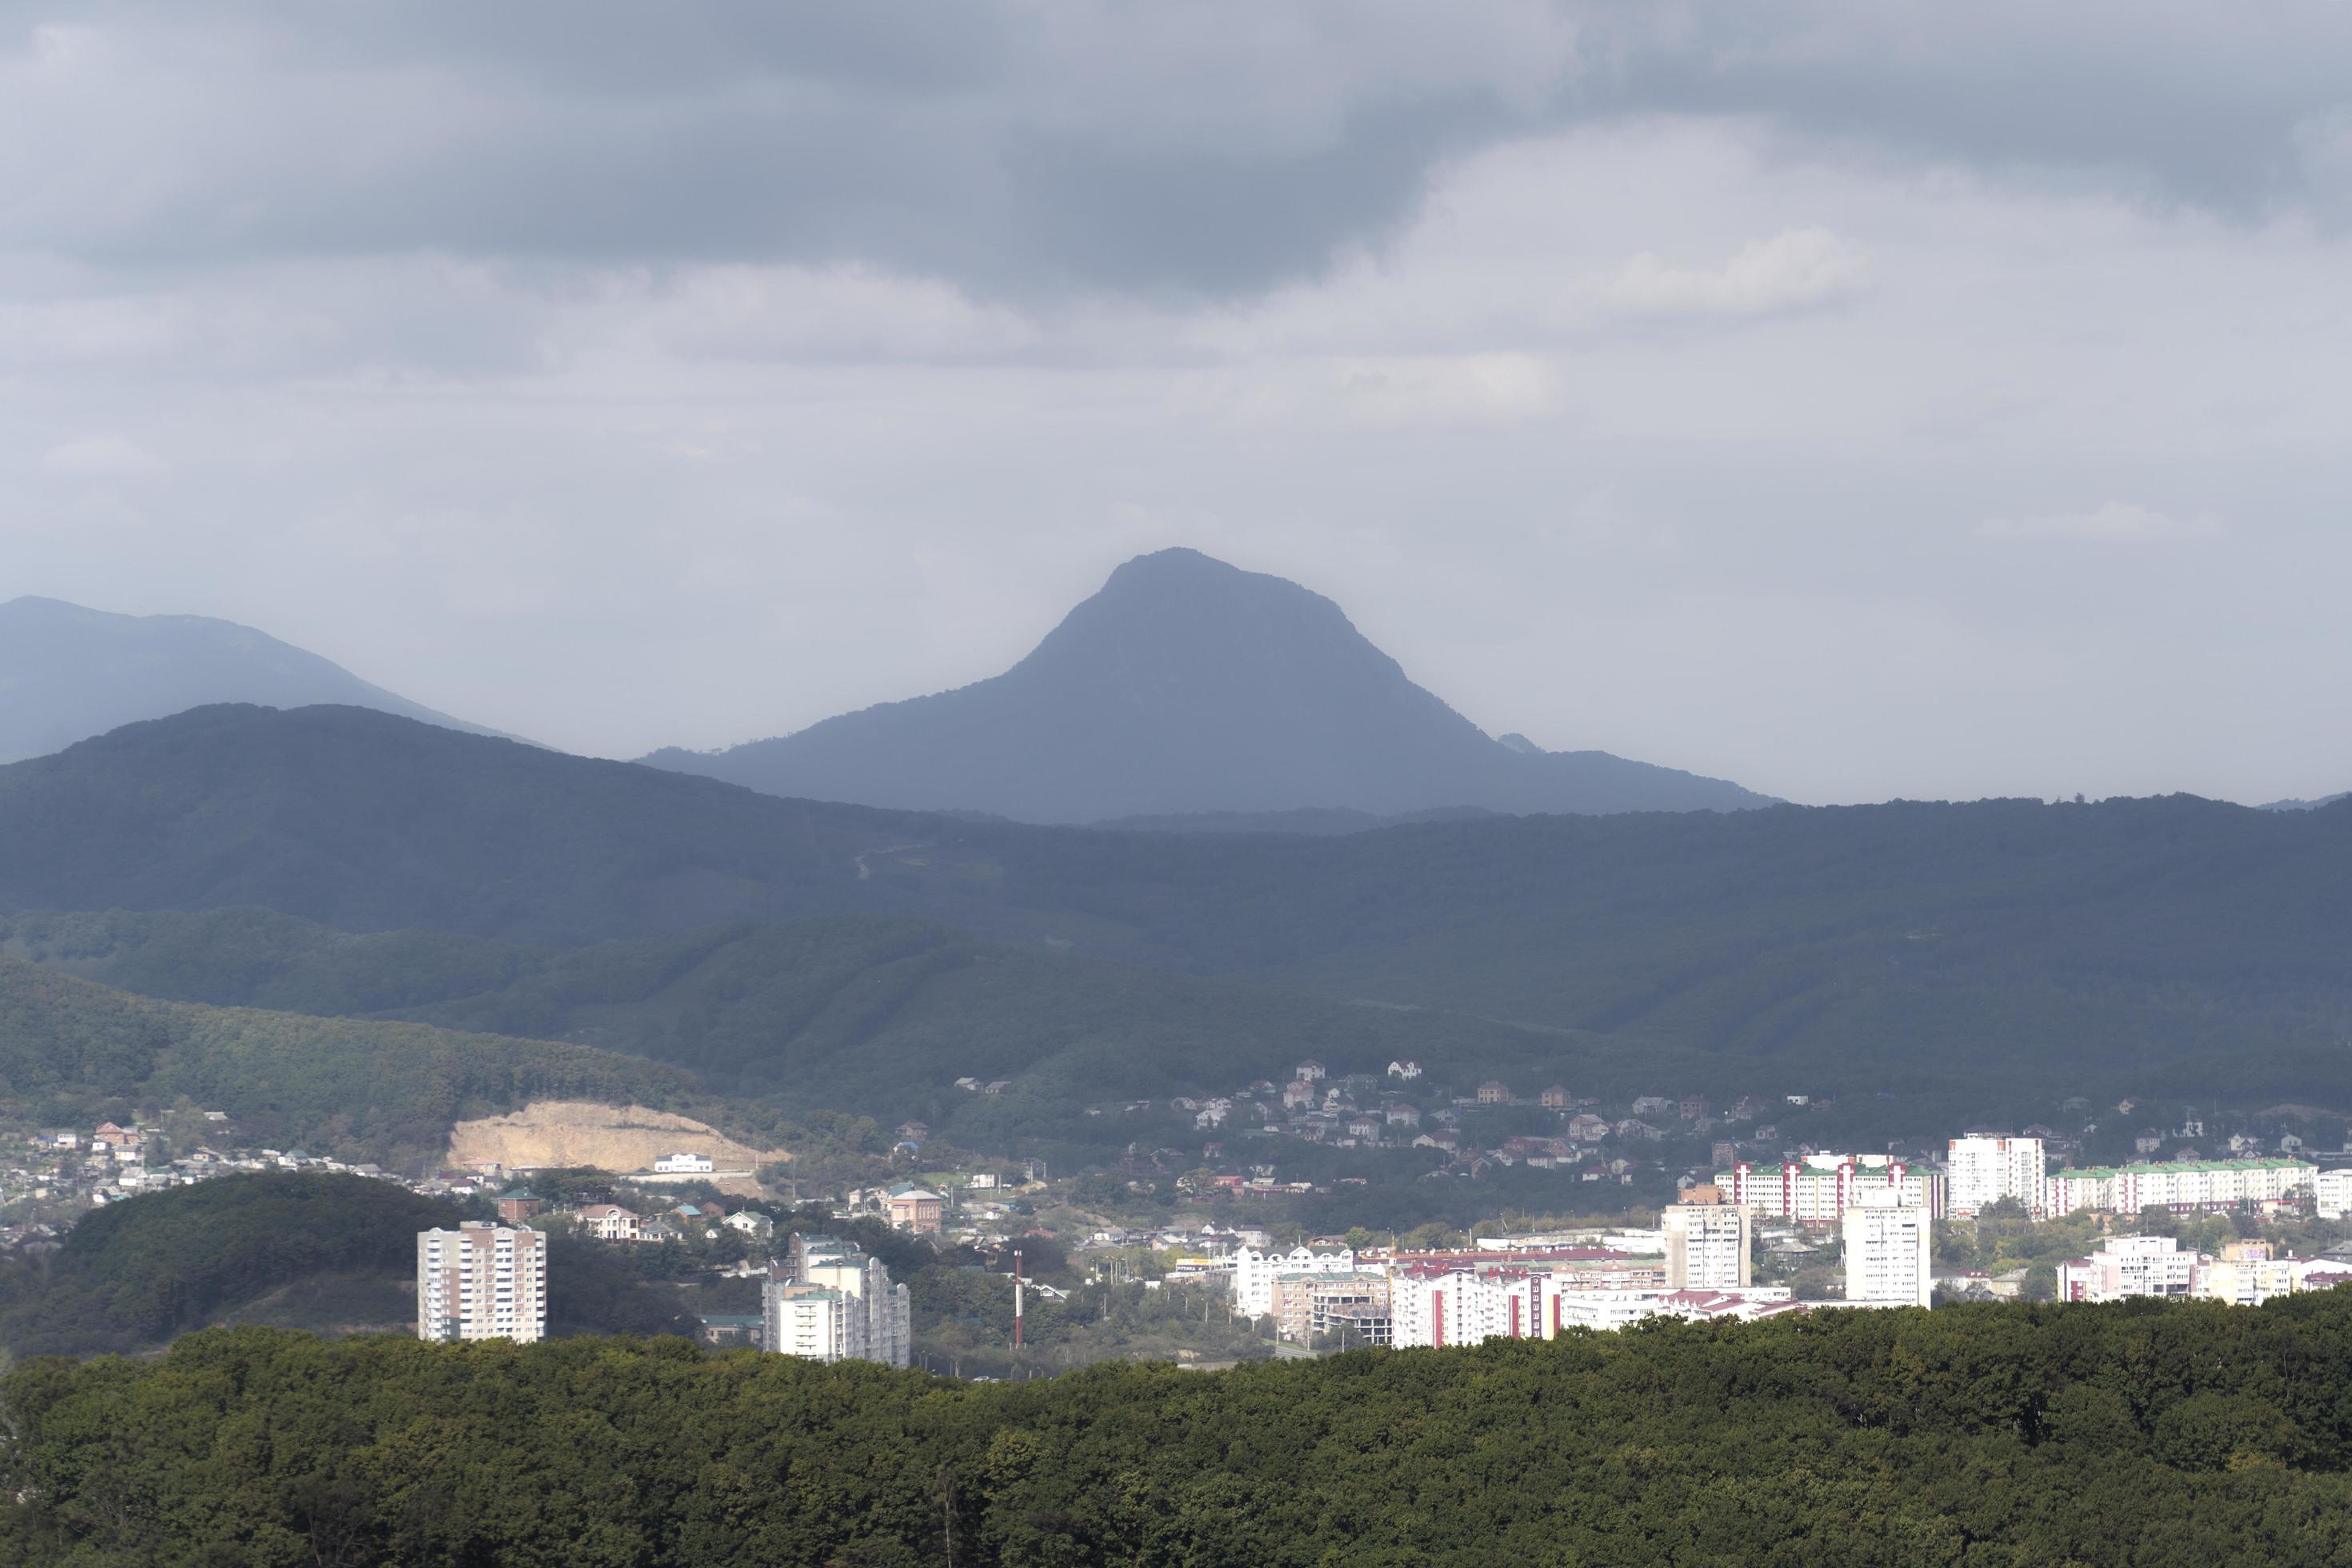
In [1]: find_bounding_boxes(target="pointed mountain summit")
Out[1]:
[0,596,508,763]
[642,548,1770,822]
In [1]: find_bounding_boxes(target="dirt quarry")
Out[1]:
[446,1102,786,1197]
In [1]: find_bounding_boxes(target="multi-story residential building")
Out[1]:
[763,1282,850,1362]
[2315,1168,2352,1221]
[1842,1191,1932,1307]
[2055,1235,2199,1302]
[772,1234,912,1366]
[1945,1136,2047,1218]
[2197,1242,2306,1306]
[1231,1246,1365,1318]
[1662,1202,1751,1290]
[1390,1266,1797,1346]
[1268,1272,1391,1343]
[417,1222,546,1342]
[1722,1154,1946,1225]
[1554,1288,1801,1334]
[2043,1158,2314,1217]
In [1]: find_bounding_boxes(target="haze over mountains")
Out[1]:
[0,595,502,764]
[642,548,1773,822]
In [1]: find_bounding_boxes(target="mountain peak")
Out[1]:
[642,550,1770,822]
[0,596,507,764]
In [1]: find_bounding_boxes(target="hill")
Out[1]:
[0,908,1657,1156]
[0,594,508,763]
[0,703,911,943]
[10,1298,2352,1563]
[0,954,705,1167]
[0,1173,693,1358]
[642,548,1771,821]
[9,706,2352,1125]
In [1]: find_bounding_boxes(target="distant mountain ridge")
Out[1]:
[641,548,1771,821]
[0,594,507,763]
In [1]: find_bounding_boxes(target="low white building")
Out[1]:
[652,1152,715,1174]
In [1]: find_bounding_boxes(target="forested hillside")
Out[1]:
[0,908,1653,1146]
[0,956,705,1166]
[0,1174,692,1358]
[8,1296,2352,1565]
[6,705,2352,1124]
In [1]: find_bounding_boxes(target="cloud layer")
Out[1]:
[2,3,2350,806]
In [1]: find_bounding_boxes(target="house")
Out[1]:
[886,1184,945,1236]
[577,1204,645,1243]
[1678,1096,1710,1122]
[1295,1059,1326,1082]
[1631,1096,1675,1118]
[1540,1086,1570,1109]
[652,1152,714,1174]
[1384,1103,1421,1128]
[1387,1060,1422,1081]
[1345,1116,1383,1142]
[1475,1082,1511,1105]
[896,1122,930,1146]
[1281,1080,1318,1110]
[723,1210,776,1240]
[494,1190,545,1224]
[1614,1118,1663,1142]
[955,1077,982,1091]
[1566,1114,1611,1142]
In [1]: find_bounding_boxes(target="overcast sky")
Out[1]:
[6,2,2350,805]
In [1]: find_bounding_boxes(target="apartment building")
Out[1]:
[2043,1158,2314,1216]
[417,1222,546,1342]
[1946,1136,2047,1218]
[1842,1190,1932,1307]
[2055,1235,2198,1302]
[763,1282,850,1362]
[1662,1202,1751,1290]
[767,1234,912,1366]
[1720,1154,1946,1224]
[1268,1272,1390,1343]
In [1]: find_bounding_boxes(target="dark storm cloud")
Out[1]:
[7,2,2348,298]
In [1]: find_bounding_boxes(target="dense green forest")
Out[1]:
[9,1294,2352,1565]
[0,957,709,1166]
[5,706,2352,1130]
[0,1174,692,1358]
[0,907,1660,1146]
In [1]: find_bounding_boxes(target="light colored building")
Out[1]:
[770,1234,912,1366]
[1269,1272,1391,1343]
[2313,1168,2352,1220]
[1842,1191,1931,1307]
[2056,1235,2199,1302]
[763,1282,850,1361]
[1946,1136,2047,1218]
[1231,1246,1364,1318]
[1722,1154,1945,1225]
[1662,1202,1751,1290]
[652,1151,714,1174]
[418,1222,546,1342]
[1390,1266,1797,1346]
[575,1203,644,1242]
[886,1184,945,1236]
[2044,1158,2314,1217]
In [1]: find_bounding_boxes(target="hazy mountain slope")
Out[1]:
[0,704,923,943]
[0,595,509,762]
[642,549,1770,821]
[0,954,701,1166]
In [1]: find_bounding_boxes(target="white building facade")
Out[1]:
[1946,1136,2047,1218]
[418,1222,547,1342]
[766,1234,911,1366]
[1662,1203,1751,1290]
[1721,1154,1946,1224]
[1842,1193,1932,1307]
[2044,1159,2314,1216]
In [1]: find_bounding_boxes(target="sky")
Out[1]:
[5,2,2350,806]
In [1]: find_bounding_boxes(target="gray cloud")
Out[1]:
[6,3,2350,298]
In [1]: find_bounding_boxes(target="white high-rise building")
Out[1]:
[767,1234,912,1366]
[1842,1191,1932,1308]
[418,1222,546,1342]
[1662,1203,1751,1290]
[2314,1168,2352,1221]
[1946,1136,2047,1218]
